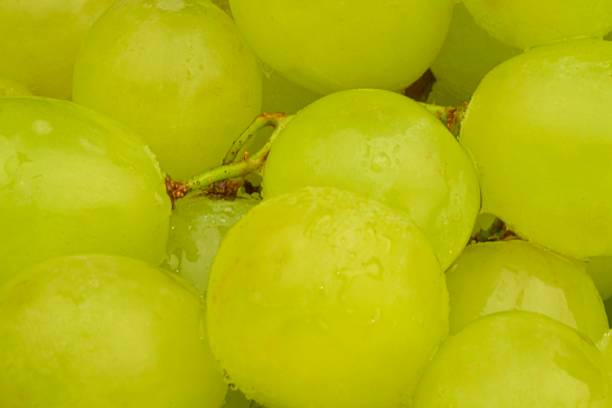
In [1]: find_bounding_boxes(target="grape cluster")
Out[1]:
[0,1,611,407]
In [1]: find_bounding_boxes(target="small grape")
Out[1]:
[0,255,227,407]
[447,240,608,343]
[229,0,454,94]
[166,196,258,294]
[208,187,449,408]
[264,89,480,270]
[463,0,612,49]
[461,39,612,260]
[414,312,612,407]
[73,0,262,179]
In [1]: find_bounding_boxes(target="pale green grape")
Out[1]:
[463,0,612,50]
[429,3,519,105]
[0,78,31,97]
[208,187,448,408]
[414,311,611,407]
[0,97,170,285]
[166,196,258,294]
[461,40,612,260]
[73,0,262,180]
[446,240,608,343]
[229,0,454,94]
[0,255,226,407]
[598,331,612,392]
[587,257,612,301]
[264,89,480,270]
[0,0,114,98]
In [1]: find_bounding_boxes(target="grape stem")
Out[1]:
[420,102,468,137]
[166,112,292,204]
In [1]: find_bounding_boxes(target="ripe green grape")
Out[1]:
[229,0,454,94]
[73,0,262,180]
[446,240,608,343]
[463,0,612,50]
[0,255,226,407]
[166,196,258,294]
[0,78,31,97]
[208,187,449,408]
[0,0,114,98]
[414,312,611,407]
[264,89,480,270]
[586,257,612,301]
[461,40,612,260]
[0,97,170,285]
[429,4,519,105]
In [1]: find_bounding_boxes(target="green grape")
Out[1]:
[413,311,611,407]
[73,0,262,180]
[0,97,170,285]
[607,299,612,327]
[261,64,321,114]
[0,255,226,407]
[601,331,612,383]
[586,257,612,301]
[463,0,612,50]
[461,40,612,260]
[0,0,114,98]
[0,78,31,97]
[208,187,449,408]
[264,89,480,270]
[430,4,519,105]
[446,240,608,343]
[166,196,258,294]
[229,0,454,95]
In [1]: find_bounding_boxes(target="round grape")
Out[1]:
[447,240,608,343]
[414,311,611,407]
[0,97,170,285]
[0,255,226,407]
[264,89,480,270]
[461,39,612,260]
[229,0,454,94]
[208,187,448,408]
[73,0,262,179]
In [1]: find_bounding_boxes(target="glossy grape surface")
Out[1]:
[0,255,226,407]
[73,0,262,179]
[463,0,612,49]
[229,0,454,94]
[208,187,448,408]
[166,196,258,294]
[461,40,612,260]
[414,312,611,407]
[0,97,170,285]
[264,89,480,269]
[0,0,114,98]
[447,240,608,342]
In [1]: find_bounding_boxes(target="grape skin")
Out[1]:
[0,0,115,98]
[447,240,608,343]
[73,0,262,179]
[0,98,170,285]
[0,255,227,407]
[208,187,448,408]
[414,312,612,407]
[264,89,480,270]
[461,39,612,260]
[0,78,31,97]
[229,0,454,94]
[586,257,612,301]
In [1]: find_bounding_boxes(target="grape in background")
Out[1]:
[0,78,31,97]
[0,0,115,99]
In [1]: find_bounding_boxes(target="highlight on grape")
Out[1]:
[0,1,611,407]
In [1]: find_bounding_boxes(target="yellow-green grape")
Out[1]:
[429,4,519,105]
[73,0,262,180]
[0,0,114,98]
[463,0,612,50]
[414,312,612,407]
[599,331,612,390]
[461,40,612,260]
[607,299,612,327]
[229,0,454,95]
[261,64,321,114]
[446,240,608,343]
[264,89,480,270]
[208,187,449,408]
[0,97,170,285]
[586,257,612,301]
[0,255,227,407]
[166,197,258,294]
[0,78,31,97]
